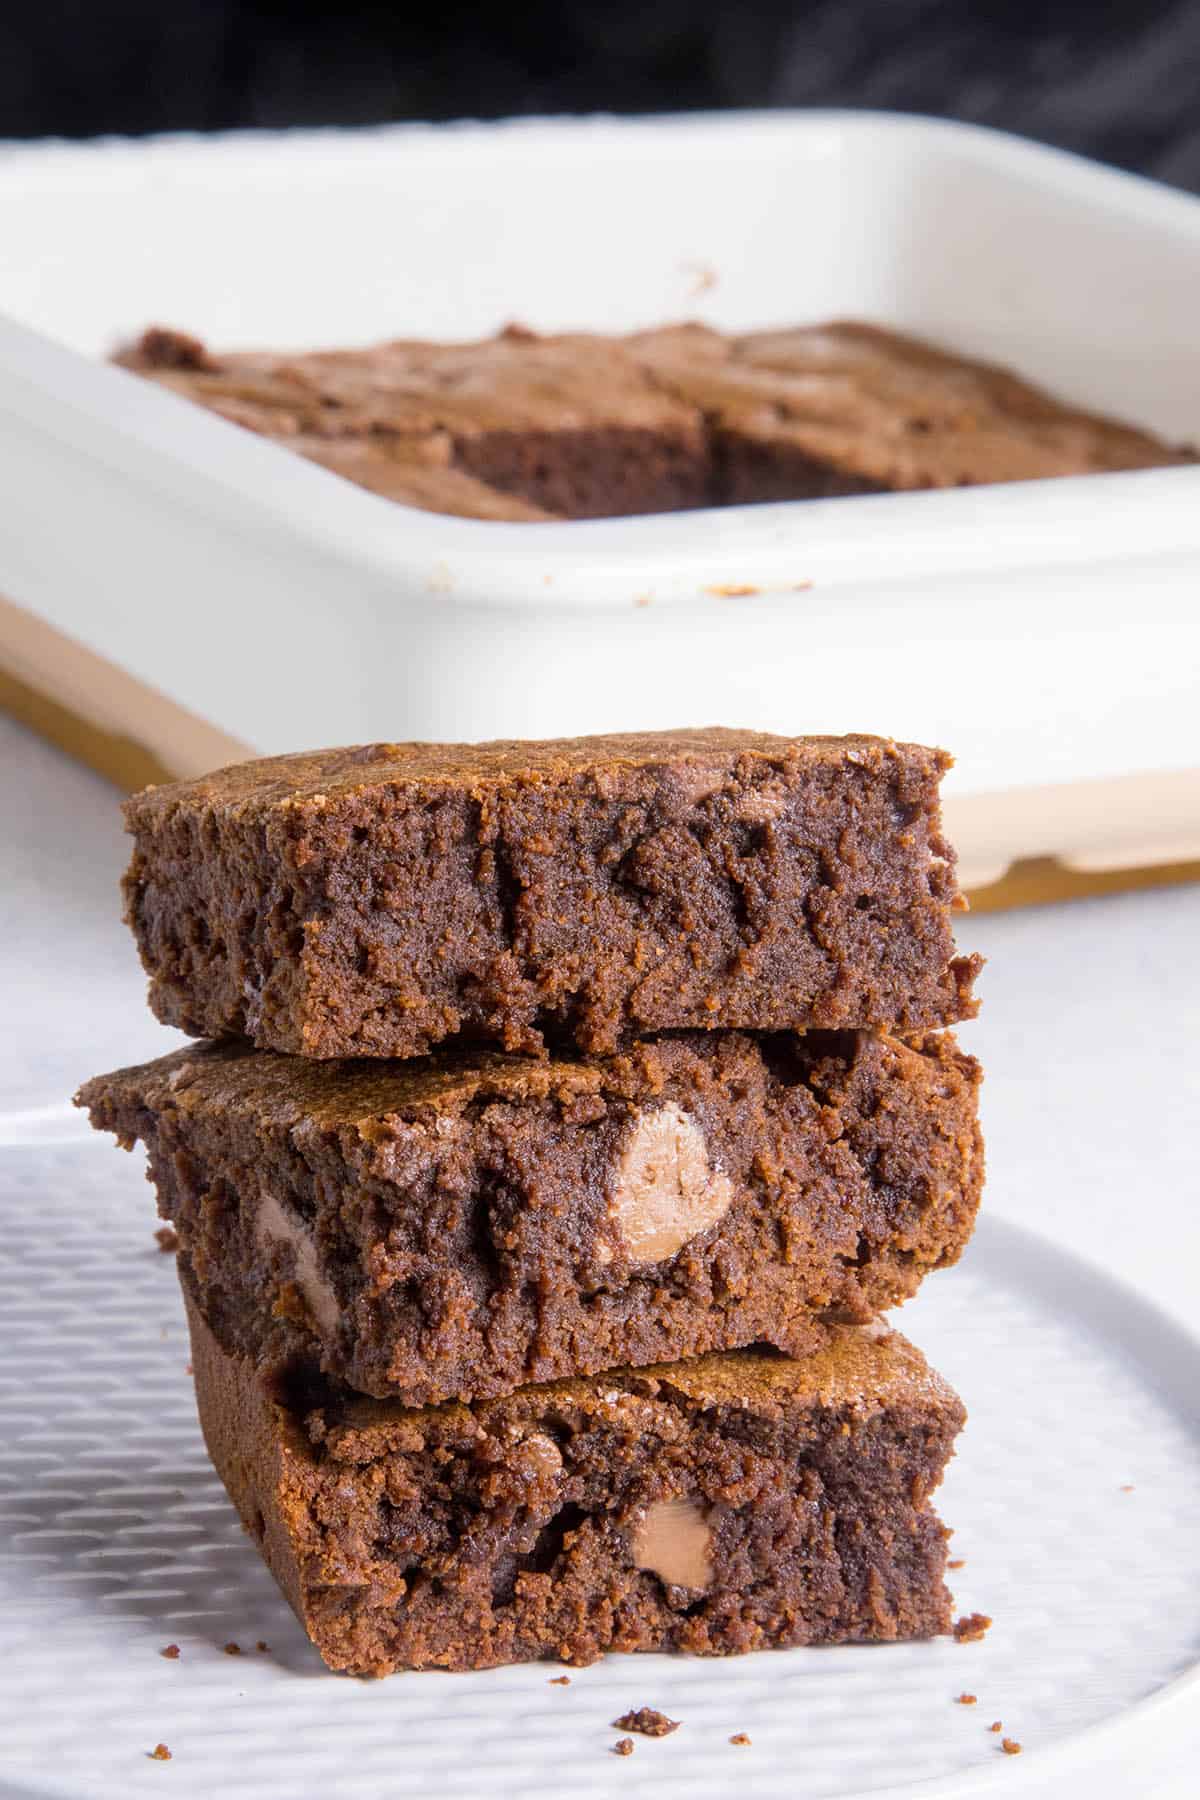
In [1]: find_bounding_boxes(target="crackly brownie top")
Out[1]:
[123,727,946,824]
[76,1026,971,1139]
[117,323,701,440]
[300,1325,963,1464]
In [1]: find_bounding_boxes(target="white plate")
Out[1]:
[1,1138,1197,1800]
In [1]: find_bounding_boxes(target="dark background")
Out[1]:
[3,0,1200,192]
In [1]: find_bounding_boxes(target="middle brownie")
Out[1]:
[79,1027,981,1406]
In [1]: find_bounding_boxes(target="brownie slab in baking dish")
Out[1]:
[119,318,1192,522]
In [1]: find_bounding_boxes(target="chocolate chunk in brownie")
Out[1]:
[78,1028,982,1404]
[119,728,980,1059]
[118,320,1192,521]
[186,1300,964,1675]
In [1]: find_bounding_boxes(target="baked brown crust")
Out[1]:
[120,728,981,1059]
[187,1298,964,1675]
[79,1028,983,1404]
[117,319,1192,520]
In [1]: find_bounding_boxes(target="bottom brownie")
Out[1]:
[188,1297,963,1675]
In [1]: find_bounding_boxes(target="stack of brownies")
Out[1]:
[80,728,984,1676]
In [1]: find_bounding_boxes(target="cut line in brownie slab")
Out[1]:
[121,729,981,1060]
[119,320,1192,522]
[186,1298,964,1675]
[78,1028,982,1406]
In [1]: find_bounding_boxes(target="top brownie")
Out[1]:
[118,319,1191,521]
[123,728,980,1059]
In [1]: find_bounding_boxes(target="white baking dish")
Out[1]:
[0,111,1197,894]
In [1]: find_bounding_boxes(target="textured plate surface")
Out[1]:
[1,1139,1199,1800]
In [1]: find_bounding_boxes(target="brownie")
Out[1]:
[634,319,1194,496]
[187,1299,964,1674]
[116,324,711,521]
[78,1028,982,1404]
[120,729,980,1059]
[117,319,1191,521]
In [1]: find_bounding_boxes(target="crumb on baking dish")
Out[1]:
[155,1226,179,1253]
[953,1612,992,1643]
[706,583,760,597]
[947,1558,965,1569]
[613,1708,679,1737]
[729,1732,752,1746]
[256,1641,270,1653]
[160,1644,180,1660]
[613,1738,634,1757]
[1001,1739,1022,1755]
[223,1641,242,1656]
[681,261,718,297]
[549,1675,570,1685]
[148,1744,171,1761]
[955,1693,976,1705]
[989,1721,1002,1733]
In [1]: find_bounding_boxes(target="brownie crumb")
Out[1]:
[1001,1739,1022,1756]
[223,1641,242,1656]
[989,1721,1002,1733]
[612,1738,634,1757]
[729,1732,752,1746]
[955,1693,976,1705]
[953,1612,992,1643]
[255,1641,270,1653]
[160,1644,180,1660]
[947,1558,966,1569]
[548,1675,571,1686]
[682,262,718,297]
[148,1744,171,1761]
[154,1226,179,1254]
[614,1708,679,1737]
